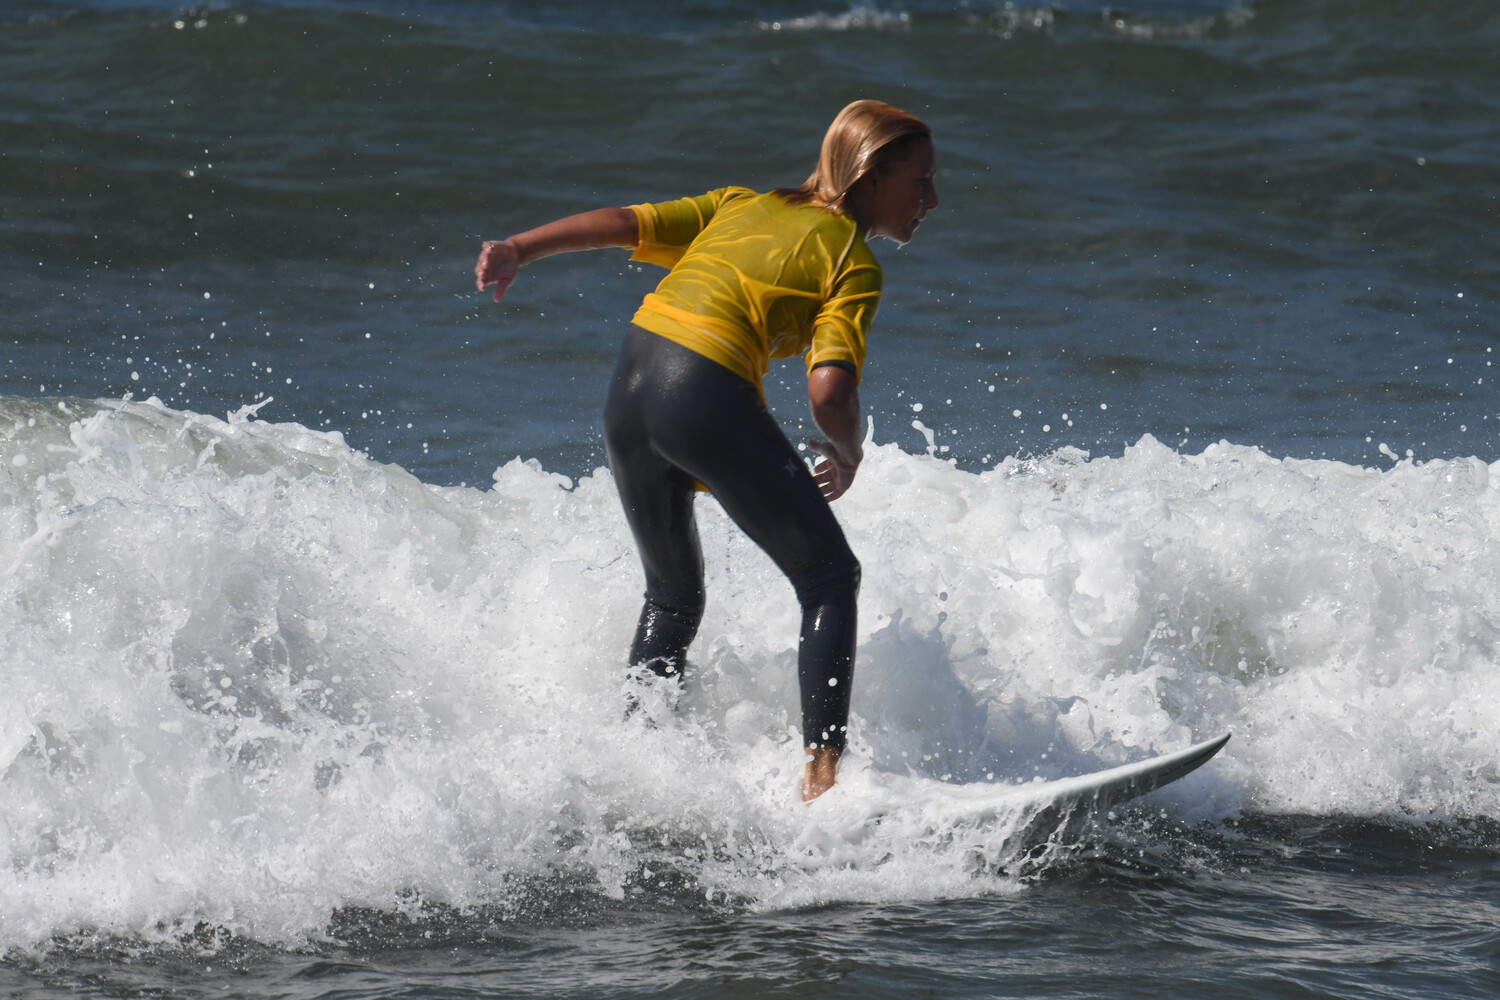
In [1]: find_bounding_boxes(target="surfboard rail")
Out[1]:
[889,731,1233,832]
[812,732,1233,861]
[1015,730,1233,816]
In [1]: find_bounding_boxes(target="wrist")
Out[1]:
[503,236,531,268]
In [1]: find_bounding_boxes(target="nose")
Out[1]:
[925,178,939,211]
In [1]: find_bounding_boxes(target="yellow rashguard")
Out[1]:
[626,188,882,391]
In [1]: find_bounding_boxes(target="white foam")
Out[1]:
[2,396,1497,947]
[756,6,912,33]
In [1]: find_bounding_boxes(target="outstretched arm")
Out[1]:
[475,207,639,303]
[807,364,862,502]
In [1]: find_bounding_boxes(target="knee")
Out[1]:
[794,551,860,609]
[837,554,862,598]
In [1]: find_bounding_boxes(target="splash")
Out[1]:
[756,6,912,32]
[1,396,1497,948]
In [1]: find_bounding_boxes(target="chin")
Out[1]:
[873,221,919,246]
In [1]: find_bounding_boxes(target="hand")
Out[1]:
[475,238,520,302]
[809,439,860,502]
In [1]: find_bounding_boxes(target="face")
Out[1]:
[856,137,938,245]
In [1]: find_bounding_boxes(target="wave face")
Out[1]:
[2,395,1497,948]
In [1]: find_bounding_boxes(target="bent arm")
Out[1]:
[807,364,862,502]
[476,207,639,302]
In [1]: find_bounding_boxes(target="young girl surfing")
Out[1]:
[475,100,937,801]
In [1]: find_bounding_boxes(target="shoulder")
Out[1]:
[712,186,760,206]
[755,191,865,238]
[678,186,760,224]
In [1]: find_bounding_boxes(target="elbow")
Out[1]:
[613,207,640,248]
[807,365,861,445]
[808,364,858,415]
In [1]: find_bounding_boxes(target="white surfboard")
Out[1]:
[829,732,1232,848]
[938,730,1232,819]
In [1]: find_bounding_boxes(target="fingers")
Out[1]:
[475,239,520,302]
[812,459,834,498]
[807,438,859,500]
[810,453,851,502]
[474,241,498,291]
[807,439,848,499]
[490,272,514,302]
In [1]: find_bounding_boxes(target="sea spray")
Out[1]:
[2,396,1498,948]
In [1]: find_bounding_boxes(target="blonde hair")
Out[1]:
[778,100,933,215]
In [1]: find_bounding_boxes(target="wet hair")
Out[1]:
[777,100,933,216]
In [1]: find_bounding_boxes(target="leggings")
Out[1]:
[603,325,860,752]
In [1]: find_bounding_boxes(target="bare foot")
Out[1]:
[802,746,841,802]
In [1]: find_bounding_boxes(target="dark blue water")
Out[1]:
[3,820,1497,998]
[3,1,1499,996]
[5,0,1495,486]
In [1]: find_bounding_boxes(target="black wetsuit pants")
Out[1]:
[603,325,860,753]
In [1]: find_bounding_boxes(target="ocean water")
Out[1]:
[3,0,1499,997]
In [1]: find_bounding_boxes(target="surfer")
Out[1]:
[475,100,937,801]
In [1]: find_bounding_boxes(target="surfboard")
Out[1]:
[949,730,1231,816]
[828,732,1232,850]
